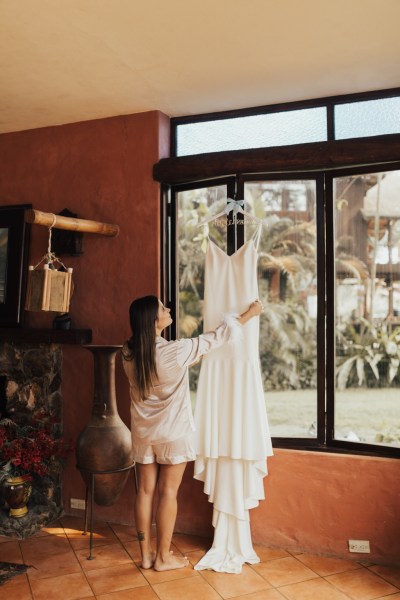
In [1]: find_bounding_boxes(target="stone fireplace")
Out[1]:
[0,328,91,538]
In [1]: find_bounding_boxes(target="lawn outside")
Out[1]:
[191,388,400,448]
[265,388,400,447]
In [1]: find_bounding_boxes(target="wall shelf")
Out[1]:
[0,328,92,345]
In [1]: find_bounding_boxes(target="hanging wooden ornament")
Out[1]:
[25,219,74,313]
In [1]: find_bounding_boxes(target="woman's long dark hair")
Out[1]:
[124,295,159,399]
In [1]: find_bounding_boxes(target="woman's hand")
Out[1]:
[238,299,264,325]
[248,299,263,317]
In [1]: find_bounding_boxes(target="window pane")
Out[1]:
[334,170,400,448]
[177,185,228,396]
[176,108,327,156]
[335,97,400,139]
[244,180,318,438]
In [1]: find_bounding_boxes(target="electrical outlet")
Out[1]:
[348,539,370,553]
[70,498,86,510]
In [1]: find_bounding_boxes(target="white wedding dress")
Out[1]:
[194,231,273,573]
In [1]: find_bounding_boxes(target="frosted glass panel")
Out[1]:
[176,108,327,156]
[335,97,400,139]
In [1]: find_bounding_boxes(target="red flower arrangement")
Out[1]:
[0,409,73,481]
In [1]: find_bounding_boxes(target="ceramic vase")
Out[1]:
[76,345,133,506]
[3,474,33,518]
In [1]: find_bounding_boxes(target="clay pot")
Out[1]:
[3,474,33,518]
[76,345,133,506]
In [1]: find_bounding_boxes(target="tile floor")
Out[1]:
[1,516,400,600]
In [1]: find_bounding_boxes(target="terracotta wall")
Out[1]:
[0,110,170,523]
[1,113,399,566]
[177,450,400,566]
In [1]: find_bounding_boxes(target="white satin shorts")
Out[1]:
[133,433,196,465]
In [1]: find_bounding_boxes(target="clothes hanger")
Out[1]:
[196,198,264,227]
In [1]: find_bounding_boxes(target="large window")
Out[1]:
[159,88,400,458]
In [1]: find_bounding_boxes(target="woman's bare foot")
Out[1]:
[154,551,189,571]
[141,550,156,569]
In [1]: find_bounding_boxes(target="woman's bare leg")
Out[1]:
[154,462,189,571]
[135,462,158,568]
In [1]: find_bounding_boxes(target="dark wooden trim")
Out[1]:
[327,104,335,141]
[272,438,400,458]
[0,204,32,327]
[0,328,92,344]
[315,175,326,445]
[154,134,400,184]
[325,172,336,448]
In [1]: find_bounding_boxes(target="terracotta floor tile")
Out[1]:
[74,542,132,571]
[153,575,222,600]
[30,571,94,600]
[139,561,199,585]
[0,539,23,562]
[60,515,87,530]
[20,533,71,562]
[279,577,354,599]
[253,545,291,562]
[172,533,212,553]
[84,562,148,595]
[0,571,27,587]
[3,528,398,600]
[326,567,398,599]
[38,520,65,536]
[61,516,117,537]
[96,586,160,600]
[27,549,81,580]
[27,529,52,538]
[121,539,142,562]
[186,549,209,566]
[67,528,119,550]
[124,540,181,564]
[0,575,33,600]
[252,556,318,587]
[295,553,362,576]
[199,564,272,599]
[109,523,138,542]
[368,564,400,588]
[230,590,288,600]
[64,521,116,539]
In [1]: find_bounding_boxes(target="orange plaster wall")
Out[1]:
[0,110,170,524]
[176,449,400,566]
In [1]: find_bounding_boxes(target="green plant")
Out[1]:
[259,296,317,390]
[336,318,400,390]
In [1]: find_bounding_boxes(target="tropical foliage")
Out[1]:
[336,319,400,390]
[177,187,318,391]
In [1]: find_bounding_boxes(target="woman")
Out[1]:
[122,295,262,571]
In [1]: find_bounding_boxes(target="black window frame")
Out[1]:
[156,88,400,459]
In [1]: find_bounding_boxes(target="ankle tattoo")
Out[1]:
[137,530,145,541]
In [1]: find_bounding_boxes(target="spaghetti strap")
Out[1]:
[251,224,263,250]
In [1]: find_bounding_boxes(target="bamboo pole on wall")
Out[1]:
[25,209,119,237]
